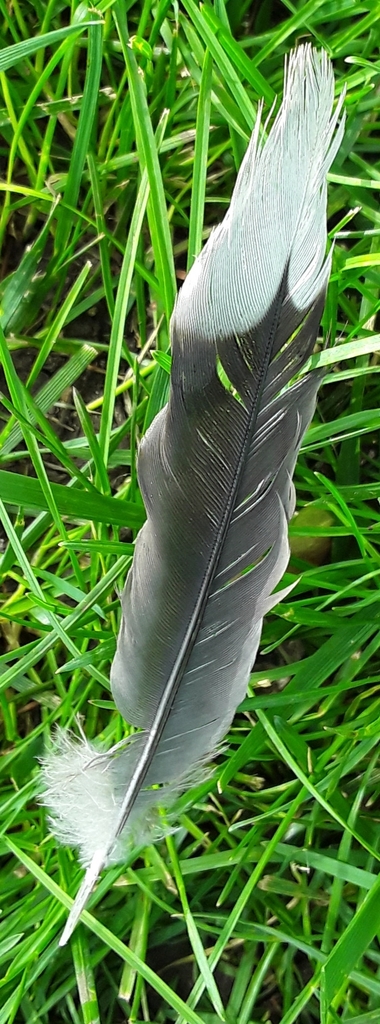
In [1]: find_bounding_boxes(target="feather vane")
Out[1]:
[42,45,345,944]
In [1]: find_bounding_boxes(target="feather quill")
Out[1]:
[42,45,345,944]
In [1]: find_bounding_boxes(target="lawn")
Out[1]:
[1,1,380,1022]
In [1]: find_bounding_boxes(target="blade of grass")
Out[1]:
[0,22,96,74]
[0,470,145,529]
[114,4,177,322]
[187,49,213,272]
[55,21,103,255]
[321,873,380,1022]
[71,930,101,1024]
[97,170,150,468]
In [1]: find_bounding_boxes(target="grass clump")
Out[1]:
[1,2,380,1022]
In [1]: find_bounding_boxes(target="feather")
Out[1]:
[42,44,345,945]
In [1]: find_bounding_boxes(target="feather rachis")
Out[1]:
[41,44,345,942]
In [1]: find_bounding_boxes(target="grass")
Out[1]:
[0,0,380,1021]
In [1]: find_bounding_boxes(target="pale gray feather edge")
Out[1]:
[41,44,345,945]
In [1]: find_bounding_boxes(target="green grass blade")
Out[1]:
[98,170,150,467]
[114,4,177,322]
[321,873,380,1021]
[55,22,103,254]
[0,469,144,528]
[187,49,213,272]
[0,22,96,73]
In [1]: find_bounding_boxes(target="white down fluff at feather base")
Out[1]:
[41,44,345,944]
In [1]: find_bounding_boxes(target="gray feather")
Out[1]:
[41,44,345,944]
